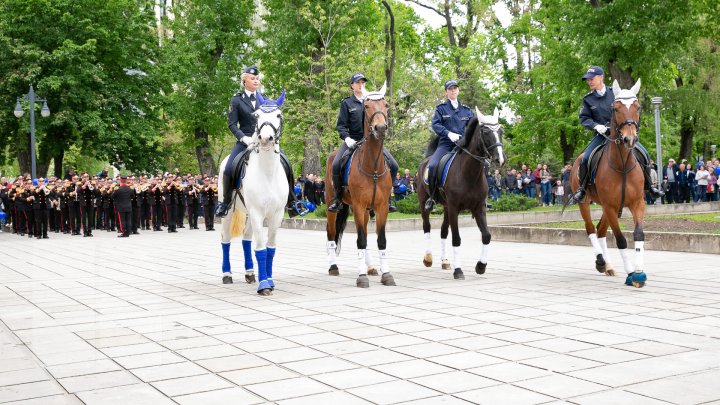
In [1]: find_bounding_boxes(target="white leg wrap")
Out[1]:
[453,246,462,270]
[357,250,367,275]
[598,237,610,262]
[365,249,372,266]
[479,242,489,264]
[327,241,337,265]
[379,250,389,274]
[634,241,644,271]
[424,232,432,254]
[618,248,634,274]
[589,234,602,256]
[440,238,448,260]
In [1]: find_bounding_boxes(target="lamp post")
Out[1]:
[712,144,717,161]
[651,97,663,197]
[14,85,50,179]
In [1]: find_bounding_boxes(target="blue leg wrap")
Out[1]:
[267,247,276,288]
[221,243,231,274]
[255,249,269,292]
[242,240,254,270]
[625,271,647,286]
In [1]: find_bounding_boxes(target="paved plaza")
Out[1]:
[1,225,719,404]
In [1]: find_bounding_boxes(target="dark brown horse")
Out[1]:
[569,79,647,288]
[324,83,396,288]
[417,108,506,280]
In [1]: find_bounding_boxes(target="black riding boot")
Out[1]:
[573,164,589,202]
[328,173,344,212]
[644,166,665,199]
[215,176,233,218]
[389,196,397,213]
[424,177,436,212]
[279,153,307,218]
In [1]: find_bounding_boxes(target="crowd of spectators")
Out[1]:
[658,158,720,204]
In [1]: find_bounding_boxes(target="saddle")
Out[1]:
[229,149,252,189]
[587,141,649,184]
[339,143,392,187]
[423,150,459,190]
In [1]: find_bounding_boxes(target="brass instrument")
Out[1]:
[210,185,218,193]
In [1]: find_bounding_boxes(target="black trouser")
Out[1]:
[34,209,48,237]
[153,204,163,229]
[132,205,139,232]
[117,210,131,236]
[70,203,81,233]
[177,203,185,226]
[60,206,69,232]
[141,203,150,229]
[80,205,94,234]
[164,205,176,231]
[203,205,215,229]
[17,208,29,234]
[666,182,678,203]
[187,203,199,228]
[678,183,690,203]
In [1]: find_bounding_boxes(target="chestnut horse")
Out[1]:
[570,79,648,288]
[417,108,506,280]
[324,83,397,288]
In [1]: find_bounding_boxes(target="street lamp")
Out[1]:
[14,85,50,179]
[712,145,717,161]
[651,97,663,200]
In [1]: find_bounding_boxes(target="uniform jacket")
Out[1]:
[579,87,615,133]
[201,186,217,206]
[31,188,50,210]
[228,91,261,141]
[336,96,365,141]
[162,185,179,206]
[431,100,474,149]
[112,185,134,213]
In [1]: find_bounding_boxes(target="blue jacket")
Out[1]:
[431,100,474,149]
[579,87,615,134]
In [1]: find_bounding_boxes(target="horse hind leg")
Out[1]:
[474,209,491,275]
[326,210,340,276]
[354,209,370,288]
[440,210,451,270]
[242,221,256,283]
[219,216,234,284]
[376,214,395,286]
[447,207,464,280]
[580,202,606,274]
[596,216,615,276]
[422,210,433,267]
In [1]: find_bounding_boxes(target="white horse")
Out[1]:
[219,92,288,296]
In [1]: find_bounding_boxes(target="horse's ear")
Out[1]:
[257,92,265,105]
[277,90,286,107]
[361,83,369,99]
[493,107,499,120]
[475,106,483,122]
[379,81,387,97]
[612,80,621,96]
[630,78,641,96]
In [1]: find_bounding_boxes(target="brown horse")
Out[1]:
[324,83,396,288]
[569,79,647,288]
[417,108,506,280]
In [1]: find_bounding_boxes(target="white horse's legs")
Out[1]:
[589,233,603,258]
[379,250,389,274]
[452,246,462,271]
[633,241,644,271]
[357,250,367,276]
[327,241,337,266]
[619,248,634,274]
[598,236,614,271]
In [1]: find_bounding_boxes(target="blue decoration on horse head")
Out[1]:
[257,90,286,113]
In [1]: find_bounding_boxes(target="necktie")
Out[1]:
[249,94,256,101]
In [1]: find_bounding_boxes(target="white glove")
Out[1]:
[345,137,357,148]
[241,136,253,145]
[594,124,608,135]
[448,132,461,142]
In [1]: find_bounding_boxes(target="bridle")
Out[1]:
[455,123,503,167]
[253,108,284,152]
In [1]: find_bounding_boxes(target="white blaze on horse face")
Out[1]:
[256,110,282,145]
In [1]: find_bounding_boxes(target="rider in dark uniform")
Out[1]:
[327,73,399,212]
[425,79,474,212]
[573,66,663,201]
[215,65,305,218]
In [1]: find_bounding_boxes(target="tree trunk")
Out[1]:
[607,60,634,88]
[302,40,324,177]
[382,0,395,134]
[559,128,575,165]
[53,150,65,179]
[194,127,217,176]
[679,113,694,161]
[16,132,31,176]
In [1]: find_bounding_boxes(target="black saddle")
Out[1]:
[588,141,649,183]
[424,149,458,191]
[229,149,252,189]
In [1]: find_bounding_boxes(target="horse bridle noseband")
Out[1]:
[456,124,502,167]
[365,109,388,139]
[254,114,284,153]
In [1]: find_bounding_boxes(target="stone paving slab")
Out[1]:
[1,225,719,404]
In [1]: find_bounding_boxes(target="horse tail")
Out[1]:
[334,204,350,254]
[229,208,246,239]
[425,136,440,158]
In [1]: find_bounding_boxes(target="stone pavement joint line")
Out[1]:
[1,227,719,404]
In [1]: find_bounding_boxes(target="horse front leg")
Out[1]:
[354,207,370,288]
[264,208,284,290]
[248,212,271,296]
[595,215,615,276]
[446,206,464,280]
[326,209,340,276]
[580,201,605,274]
[242,220,256,283]
[421,205,433,267]
[362,210,378,276]
[603,206,636,287]
[439,210,451,270]
[474,206,491,275]
[375,205,395,286]
[628,203,647,288]
[220,216,233,284]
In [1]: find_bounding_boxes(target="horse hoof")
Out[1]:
[367,267,378,276]
[257,288,273,296]
[328,264,340,276]
[381,273,396,286]
[595,254,606,273]
[222,275,233,284]
[475,261,487,275]
[625,271,647,288]
[245,273,256,284]
[356,275,370,288]
[441,259,451,270]
[423,253,433,267]
[453,268,465,280]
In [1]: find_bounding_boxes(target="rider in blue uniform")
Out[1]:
[327,73,398,213]
[215,65,305,218]
[573,66,663,201]
[425,80,474,212]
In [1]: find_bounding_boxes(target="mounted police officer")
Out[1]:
[215,65,305,218]
[573,66,663,201]
[328,73,399,212]
[425,79,474,212]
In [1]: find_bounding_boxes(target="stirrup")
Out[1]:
[327,198,343,212]
[215,202,230,218]
[289,200,309,217]
[424,198,435,212]
[647,186,664,198]
[573,187,586,202]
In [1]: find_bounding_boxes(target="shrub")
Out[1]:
[314,203,327,218]
[493,193,536,212]
[395,193,422,214]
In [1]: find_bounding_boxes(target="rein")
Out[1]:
[356,105,389,208]
[455,124,502,168]
[603,109,640,218]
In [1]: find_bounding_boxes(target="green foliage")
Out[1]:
[313,203,327,219]
[395,193,422,214]
[493,193,537,212]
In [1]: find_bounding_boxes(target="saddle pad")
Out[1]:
[343,151,355,186]
[588,143,605,184]
[423,151,458,187]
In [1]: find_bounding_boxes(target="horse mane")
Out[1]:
[459,116,480,148]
